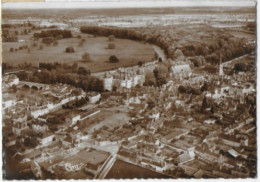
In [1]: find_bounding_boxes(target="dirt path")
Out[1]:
[152,45,166,61]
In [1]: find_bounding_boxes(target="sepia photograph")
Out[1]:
[1,0,257,180]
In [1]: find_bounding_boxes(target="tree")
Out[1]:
[108,35,115,41]
[24,137,38,147]
[78,67,90,75]
[71,63,78,72]
[82,52,91,61]
[234,62,247,72]
[144,71,156,86]
[39,44,43,50]
[153,65,168,87]
[174,49,184,59]
[109,55,119,63]
[108,42,115,49]
[42,37,54,45]
[65,46,75,53]
[138,61,143,67]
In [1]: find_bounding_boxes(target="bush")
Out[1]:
[65,46,75,53]
[32,42,38,47]
[108,35,115,41]
[82,52,90,61]
[108,42,115,49]
[39,44,43,50]
[10,47,14,52]
[42,37,54,45]
[109,55,119,63]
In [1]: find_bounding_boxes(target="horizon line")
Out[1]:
[2,1,256,9]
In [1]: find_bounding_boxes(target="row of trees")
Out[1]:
[33,29,72,39]
[22,69,103,92]
[2,29,18,42]
[62,97,89,109]
[14,62,103,92]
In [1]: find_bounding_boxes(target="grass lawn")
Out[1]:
[2,32,155,73]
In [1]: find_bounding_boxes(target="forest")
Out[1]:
[81,25,254,64]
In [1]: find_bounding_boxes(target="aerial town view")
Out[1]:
[1,0,257,180]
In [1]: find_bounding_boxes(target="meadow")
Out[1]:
[2,32,155,73]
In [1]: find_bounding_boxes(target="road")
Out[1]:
[152,45,166,61]
[96,154,117,179]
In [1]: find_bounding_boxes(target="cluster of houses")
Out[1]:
[2,50,256,179]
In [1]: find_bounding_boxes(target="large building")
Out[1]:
[171,64,192,78]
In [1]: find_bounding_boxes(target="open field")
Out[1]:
[78,107,130,133]
[226,29,255,40]
[2,33,155,73]
[105,159,169,179]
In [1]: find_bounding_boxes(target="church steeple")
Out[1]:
[219,52,224,76]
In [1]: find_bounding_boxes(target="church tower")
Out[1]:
[219,52,224,76]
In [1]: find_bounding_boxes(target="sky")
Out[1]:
[2,0,256,9]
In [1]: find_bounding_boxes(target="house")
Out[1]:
[24,149,42,161]
[31,161,42,179]
[2,74,19,87]
[231,168,250,178]
[31,107,49,119]
[178,152,194,165]
[38,133,55,146]
[219,134,241,147]
[227,149,240,158]
[171,64,192,78]
[149,108,160,120]
[3,100,16,109]
[193,169,204,178]
[195,147,219,163]
[32,124,48,133]
[88,93,101,104]
[62,135,74,148]
[103,77,113,91]
[204,119,216,125]
[212,166,233,178]
[12,122,28,136]
[162,129,189,143]
[71,114,81,125]
[240,124,256,134]
[141,159,165,172]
